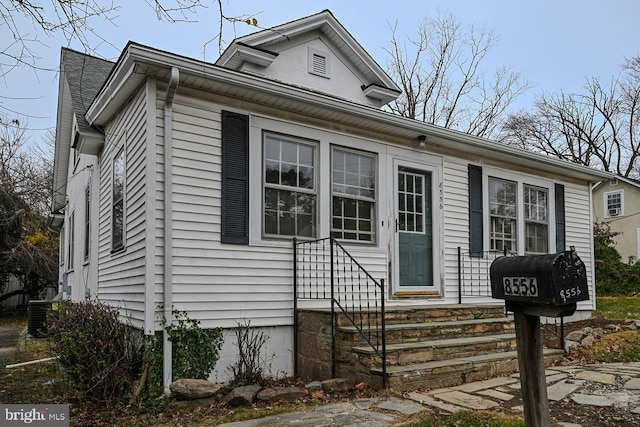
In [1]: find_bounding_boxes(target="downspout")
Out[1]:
[163,67,179,394]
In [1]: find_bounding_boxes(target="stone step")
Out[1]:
[370,349,565,392]
[335,304,506,327]
[338,317,514,345]
[353,333,518,366]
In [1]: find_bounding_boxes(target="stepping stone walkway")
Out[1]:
[217,362,640,426]
[405,363,640,426]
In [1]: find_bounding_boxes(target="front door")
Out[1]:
[394,161,438,295]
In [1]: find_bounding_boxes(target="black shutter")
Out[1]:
[555,183,566,252]
[221,111,249,244]
[468,164,483,257]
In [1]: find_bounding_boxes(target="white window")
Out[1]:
[67,212,75,270]
[524,185,548,254]
[331,147,376,243]
[112,148,125,251]
[84,186,90,260]
[605,190,623,217]
[263,133,317,238]
[59,226,65,266]
[488,177,550,254]
[489,178,517,252]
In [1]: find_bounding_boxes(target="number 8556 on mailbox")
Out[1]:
[503,277,538,297]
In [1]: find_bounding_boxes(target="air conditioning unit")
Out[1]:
[608,207,620,216]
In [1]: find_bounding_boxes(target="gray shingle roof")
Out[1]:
[61,48,114,134]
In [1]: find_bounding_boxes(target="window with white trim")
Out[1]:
[605,190,623,217]
[331,147,376,242]
[489,178,517,252]
[524,185,548,254]
[488,177,551,254]
[112,148,125,251]
[67,211,75,270]
[263,133,317,238]
[83,186,90,260]
[59,226,65,266]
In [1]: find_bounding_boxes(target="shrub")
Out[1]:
[46,301,145,404]
[165,309,224,380]
[228,320,271,386]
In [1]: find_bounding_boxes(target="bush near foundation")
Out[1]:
[46,301,145,403]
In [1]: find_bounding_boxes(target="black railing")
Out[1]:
[457,247,513,303]
[457,246,565,349]
[293,237,386,388]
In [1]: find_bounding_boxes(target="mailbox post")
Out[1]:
[490,248,588,426]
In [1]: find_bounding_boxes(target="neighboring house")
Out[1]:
[49,10,610,389]
[592,176,640,263]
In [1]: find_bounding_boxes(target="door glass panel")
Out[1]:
[398,167,433,289]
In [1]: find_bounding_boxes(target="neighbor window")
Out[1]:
[331,147,376,242]
[605,190,623,217]
[524,185,548,254]
[112,148,125,251]
[489,178,517,252]
[263,134,317,238]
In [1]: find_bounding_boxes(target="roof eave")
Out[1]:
[88,43,611,183]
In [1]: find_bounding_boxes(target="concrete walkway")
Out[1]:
[218,362,640,426]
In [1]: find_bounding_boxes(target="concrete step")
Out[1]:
[353,333,518,366]
[370,349,565,392]
[338,317,514,345]
[335,304,506,327]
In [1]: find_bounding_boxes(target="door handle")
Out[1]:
[395,218,399,232]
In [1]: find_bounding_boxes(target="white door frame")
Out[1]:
[392,157,443,296]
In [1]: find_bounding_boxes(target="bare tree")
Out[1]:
[0,1,258,94]
[385,13,531,138]
[0,115,57,300]
[502,57,640,178]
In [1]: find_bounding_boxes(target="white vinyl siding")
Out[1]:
[565,183,595,309]
[97,86,148,329]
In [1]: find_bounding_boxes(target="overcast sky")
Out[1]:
[2,0,639,146]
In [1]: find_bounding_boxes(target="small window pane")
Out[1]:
[263,134,317,239]
[331,147,376,243]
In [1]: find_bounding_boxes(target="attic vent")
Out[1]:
[312,53,326,74]
[308,47,330,78]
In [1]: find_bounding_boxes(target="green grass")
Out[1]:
[593,296,640,319]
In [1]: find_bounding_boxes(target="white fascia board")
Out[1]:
[85,54,140,126]
[52,76,72,213]
[88,43,612,183]
[237,44,277,67]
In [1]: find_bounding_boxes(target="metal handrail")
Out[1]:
[293,237,387,387]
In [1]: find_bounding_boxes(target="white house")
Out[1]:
[49,10,610,390]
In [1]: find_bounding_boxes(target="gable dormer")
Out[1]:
[216,10,400,108]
